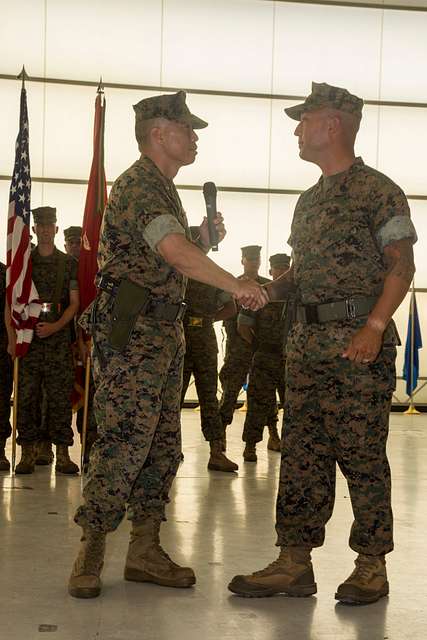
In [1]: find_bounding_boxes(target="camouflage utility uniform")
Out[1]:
[17,248,77,446]
[0,262,13,446]
[277,158,417,555]
[240,300,286,444]
[75,156,190,532]
[219,274,270,426]
[181,279,231,442]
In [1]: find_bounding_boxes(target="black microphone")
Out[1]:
[203,181,219,252]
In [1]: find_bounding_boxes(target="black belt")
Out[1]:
[296,296,377,325]
[97,274,187,323]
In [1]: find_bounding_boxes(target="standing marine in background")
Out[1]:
[7,206,80,475]
[219,245,270,444]
[181,227,238,472]
[238,253,291,462]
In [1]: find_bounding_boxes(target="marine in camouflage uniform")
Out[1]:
[69,91,267,599]
[219,245,270,433]
[0,262,13,471]
[239,254,291,461]
[63,225,98,467]
[229,82,417,604]
[181,237,238,472]
[15,207,80,475]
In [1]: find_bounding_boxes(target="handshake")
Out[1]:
[232,277,270,311]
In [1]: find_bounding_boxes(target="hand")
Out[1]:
[78,336,91,363]
[35,322,58,339]
[234,279,269,311]
[342,322,384,363]
[7,338,16,360]
[199,212,226,248]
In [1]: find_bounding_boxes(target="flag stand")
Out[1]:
[11,358,19,472]
[404,284,421,415]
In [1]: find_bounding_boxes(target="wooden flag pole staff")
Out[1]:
[11,358,19,472]
[404,282,420,415]
[80,355,91,472]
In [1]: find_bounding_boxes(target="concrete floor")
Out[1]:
[0,410,426,640]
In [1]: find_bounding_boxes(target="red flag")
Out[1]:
[78,91,107,314]
[6,84,41,357]
[72,90,107,412]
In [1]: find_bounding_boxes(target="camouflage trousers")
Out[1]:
[16,332,74,445]
[243,350,285,444]
[181,325,223,442]
[276,342,396,556]
[0,345,13,442]
[219,335,253,427]
[75,294,184,533]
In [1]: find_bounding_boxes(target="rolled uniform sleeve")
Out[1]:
[69,258,79,291]
[371,183,417,250]
[144,214,186,252]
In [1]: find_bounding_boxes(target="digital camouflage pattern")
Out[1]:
[241,301,286,444]
[181,279,230,442]
[276,157,417,555]
[285,81,364,121]
[134,91,208,131]
[75,155,190,532]
[0,262,12,443]
[219,274,270,427]
[17,248,77,445]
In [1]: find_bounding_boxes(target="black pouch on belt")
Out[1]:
[108,279,150,351]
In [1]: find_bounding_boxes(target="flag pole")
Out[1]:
[404,281,420,415]
[80,356,91,473]
[11,358,19,471]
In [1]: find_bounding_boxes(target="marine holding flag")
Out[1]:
[73,88,108,467]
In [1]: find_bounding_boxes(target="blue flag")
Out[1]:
[403,293,422,396]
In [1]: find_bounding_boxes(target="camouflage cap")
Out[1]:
[269,253,291,268]
[64,226,82,241]
[133,91,208,130]
[32,206,57,224]
[285,82,363,121]
[241,245,262,259]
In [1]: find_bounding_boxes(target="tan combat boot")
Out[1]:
[15,443,35,474]
[228,547,317,598]
[335,554,389,605]
[55,445,79,475]
[267,426,281,452]
[35,441,54,465]
[124,518,196,588]
[208,439,238,472]
[68,528,106,598]
[243,442,257,462]
[0,440,10,471]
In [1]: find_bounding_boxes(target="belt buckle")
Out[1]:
[345,297,356,319]
[188,316,202,327]
[176,302,187,322]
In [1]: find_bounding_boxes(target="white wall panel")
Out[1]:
[381,11,427,102]
[162,0,274,93]
[377,107,427,195]
[273,3,383,100]
[178,94,271,188]
[0,0,45,76]
[45,0,162,84]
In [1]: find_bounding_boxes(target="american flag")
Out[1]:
[6,86,41,357]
